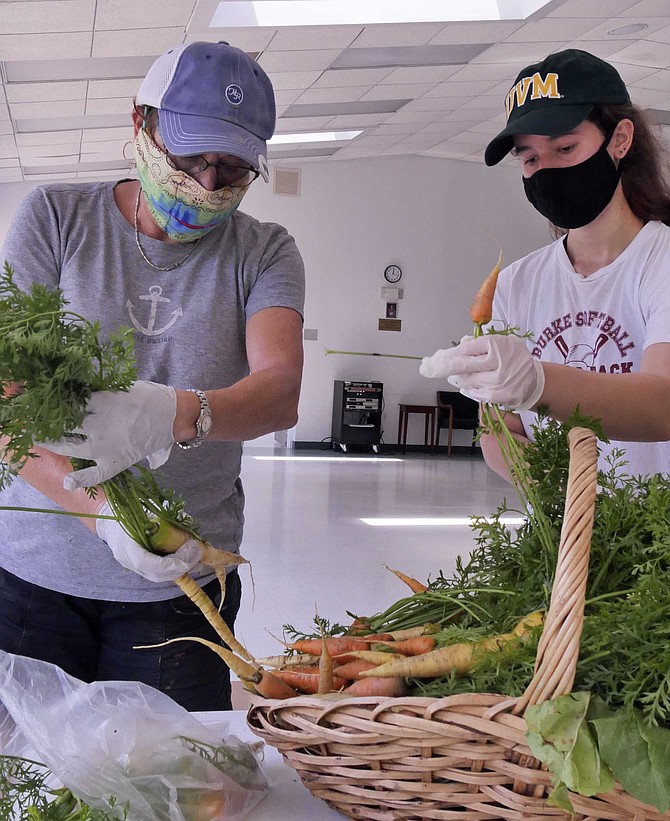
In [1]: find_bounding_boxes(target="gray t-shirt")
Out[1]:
[0,181,305,601]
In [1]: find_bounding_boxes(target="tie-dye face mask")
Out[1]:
[133,126,248,242]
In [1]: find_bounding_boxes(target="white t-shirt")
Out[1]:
[492,220,670,477]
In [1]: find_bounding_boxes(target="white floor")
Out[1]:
[233,447,513,661]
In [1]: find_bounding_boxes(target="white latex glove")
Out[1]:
[96,502,202,583]
[40,381,177,490]
[420,334,545,412]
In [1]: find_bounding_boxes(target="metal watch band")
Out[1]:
[177,389,212,450]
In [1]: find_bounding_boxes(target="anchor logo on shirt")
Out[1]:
[126,285,183,336]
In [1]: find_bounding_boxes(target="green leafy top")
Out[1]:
[0,262,135,489]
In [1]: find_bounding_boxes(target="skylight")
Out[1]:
[210,0,553,27]
[269,130,362,145]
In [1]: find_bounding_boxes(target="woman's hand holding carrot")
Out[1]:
[96,501,202,583]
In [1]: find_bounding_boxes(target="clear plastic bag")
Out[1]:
[0,650,268,820]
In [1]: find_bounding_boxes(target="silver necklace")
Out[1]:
[133,187,200,272]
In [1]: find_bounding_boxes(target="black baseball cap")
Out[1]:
[484,49,631,166]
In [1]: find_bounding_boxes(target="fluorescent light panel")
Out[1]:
[361,516,526,527]
[270,130,362,145]
[268,146,339,159]
[4,56,157,84]
[253,456,402,462]
[210,0,553,27]
[330,44,490,70]
[23,159,132,176]
[15,114,130,134]
[282,100,410,118]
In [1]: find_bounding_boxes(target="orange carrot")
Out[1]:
[333,659,377,680]
[343,676,408,697]
[470,246,503,325]
[253,669,301,699]
[373,636,436,656]
[335,650,406,665]
[271,668,348,694]
[385,565,428,594]
[288,636,368,659]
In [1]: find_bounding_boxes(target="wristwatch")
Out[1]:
[177,389,212,450]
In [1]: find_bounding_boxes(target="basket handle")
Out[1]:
[514,426,598,715]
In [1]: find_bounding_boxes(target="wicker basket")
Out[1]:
[247,428,669,821]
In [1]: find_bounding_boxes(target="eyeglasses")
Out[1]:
[165,152,260,188]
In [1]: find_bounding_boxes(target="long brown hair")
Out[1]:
[589,103,670,226]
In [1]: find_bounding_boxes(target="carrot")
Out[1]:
[387,624,439,641]
[336,650,406,665]
[318,629,334,694]
[343,676,408,697]
[256,653,320,669]
[271,669,348,694]
[252,669,301,699]
[361,611,543,680]
[332,659,377,680]
[172,572,253,662]
[385,565,428,594]
[288,636,368,659]
[373,636,436,656]
[470,245,502,325]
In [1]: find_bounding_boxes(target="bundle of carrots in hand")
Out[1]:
[0,262,245,653]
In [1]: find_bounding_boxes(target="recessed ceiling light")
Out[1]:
[606,22,649,36]
[210,0,553,27]
[269,130,362,145]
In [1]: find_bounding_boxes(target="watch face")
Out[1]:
[200,413,213,435]
[384,264,402,283]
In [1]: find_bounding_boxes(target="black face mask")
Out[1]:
[522,140,621,229]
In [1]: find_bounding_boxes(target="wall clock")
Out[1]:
[384,264,402,283]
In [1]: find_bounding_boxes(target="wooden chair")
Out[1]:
[435,391,479,455]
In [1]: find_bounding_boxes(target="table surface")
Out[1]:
[194,710,342,820]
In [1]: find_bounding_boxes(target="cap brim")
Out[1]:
[484,103,593,166]
[158,108,270,182]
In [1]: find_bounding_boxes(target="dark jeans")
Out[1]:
[0,567,241,712]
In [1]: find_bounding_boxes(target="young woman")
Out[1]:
[421,49,670,479]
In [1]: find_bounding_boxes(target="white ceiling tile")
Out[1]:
[423,139,484,157]
[428,21,524,45]
[268,26,361,51]
[257,49,340,73]
[310,68,394,88]
[23,173,74,180]
[350,23,447,48]
[274,89,303,106]
[459,96,503,111]
[0,32,92,60]
[416,122,478,138]
[623,0,670,16]
[606,39,670,68]
[574,18,670,40]
[88,79,143,99]
[350,135,402,149]
[92,28,185,58]
[9,100,85,119]
[0,168,24,182]
[648,24,670,46]
[267,71,323,90]
[383,109,441,125]
[468,119,508,135]
[24,154,80,167]
[370,122,417,135]
[629,86,670,105]
[95,0,196,29]
[0,158,19,169]
[19,143,82,159]
[547,0,639,17]
[184,28,275,52]
[448,63,515,82]
[607,60,660,83]
[630,68,670,90]
[391,134,445,149]
[359,84,435,102]
[16,130,83,147]
[472,41,571,65]
[82,126,133,141]
[0,1,95,34]
[0,135,18,157]
[447,130,491,147]
[504,18,606,42]
[81,138,128,153]
[0,121,15,136]
[77,169,130,179]
[86,97,133,116]
[5,81,87,104]
[424,80,499,98]
[443,107,501,123]
[79,151,130,164]
[563,39,639,59]
[296,87,367,104]
[380,65,463,84]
